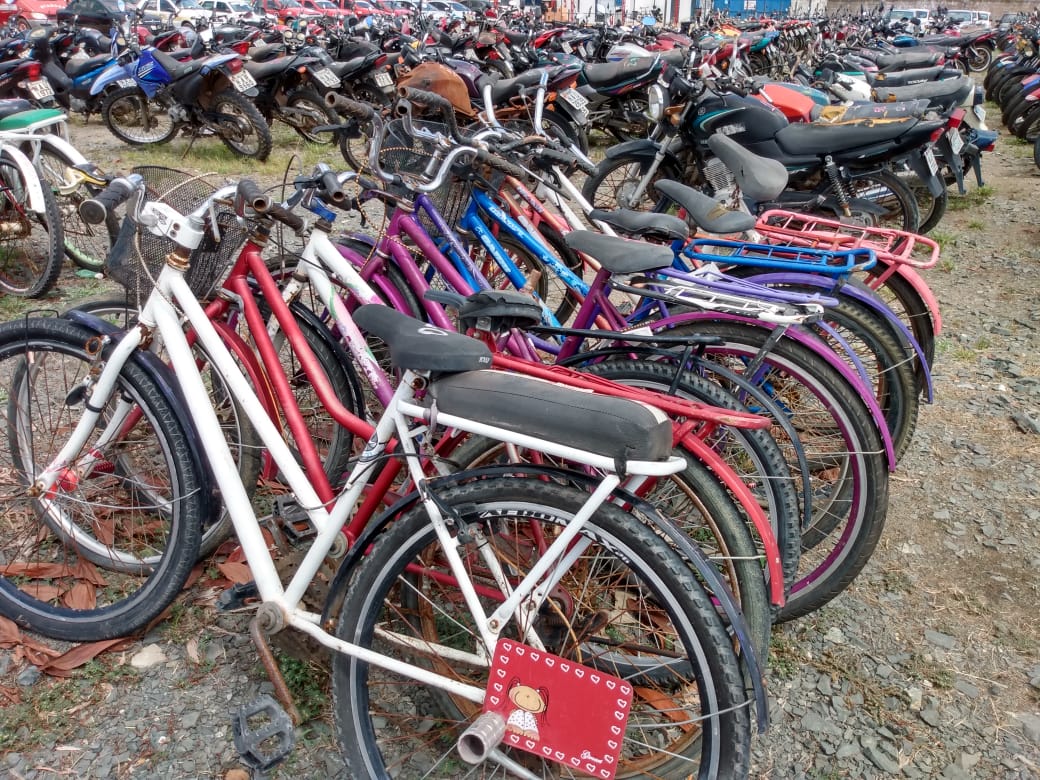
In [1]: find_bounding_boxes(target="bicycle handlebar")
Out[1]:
[79,175,140,225]
[398,86,462,143]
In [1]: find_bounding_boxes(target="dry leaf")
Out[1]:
[39,638,128,676]
[186,636,201,665]
[216,561,253,585]
[63,581,97,611]
[0,615,21,645]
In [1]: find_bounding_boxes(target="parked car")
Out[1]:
[425,0,469,19]
[196,0,256,20]
[56,0,129,31]
[136,0,210,25]
[253,0,320,23]
[371,0,409,16]
[299,0,353,19]
[946,9,991,29]
[14,0,67,30]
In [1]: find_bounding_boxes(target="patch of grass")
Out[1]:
[160,602,208,643]
[966,219,985,230]
[930,230,958,251]
[768,630,801,679]
[276,653,329,722]
[948,185,997,212]
[905,653,954,689]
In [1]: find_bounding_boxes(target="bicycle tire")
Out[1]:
[862,267,936,386]
[33,145,117,273]
[659,320,890,621]
[578,358,802,595]
[0,158,64,298]
[69,296,264,560]
[331,477,751,779]
[450,434,772,658]
[0,317,203,641]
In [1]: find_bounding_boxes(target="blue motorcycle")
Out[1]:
[93,41,272,159]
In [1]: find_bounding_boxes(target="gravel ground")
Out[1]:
[1,123,1039,780]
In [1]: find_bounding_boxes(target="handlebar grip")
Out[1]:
[263,203,305,232]
[399,86,461,141]
[320,169,346,203]
[236,179,271,212]
[474,149,527,180]
[79,177,135,225]
[325,91,375,121]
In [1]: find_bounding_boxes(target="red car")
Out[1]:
[299,0,353,19]
[13,0,63,30]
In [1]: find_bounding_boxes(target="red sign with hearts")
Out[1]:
[482,639,633,779]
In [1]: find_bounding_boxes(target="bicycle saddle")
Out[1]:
[424,288,542,333]
[588,208,689,242]
[564,231,674,275]
[431,370,674,464]
[706,134,789,203]
[353,305,492,373]
[654,181,757,234]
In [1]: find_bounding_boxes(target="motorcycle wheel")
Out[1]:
[950,57,970,76]
[900,169,948,235]
[582,153,682,212]
[542,108,589,155]
[101,86,178,146]
[285,87,339,145]
[211,90,273,161]
[966,44,993,72]
[813,169,920,233]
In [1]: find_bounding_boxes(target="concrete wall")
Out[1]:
[826,0,1033,16]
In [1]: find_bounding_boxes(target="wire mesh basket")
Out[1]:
[106,166,249,306]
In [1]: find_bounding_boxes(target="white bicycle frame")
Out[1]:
[31,187,686,722]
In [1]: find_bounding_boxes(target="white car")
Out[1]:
[135,0,211,26]
[424,0,469,19]
[196,0,256,20]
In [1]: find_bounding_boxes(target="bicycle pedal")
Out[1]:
[275,496,317,545]
[217,581,260,612]
[231,694,295,775]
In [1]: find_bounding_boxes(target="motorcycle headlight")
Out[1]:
[647,84,665,121]
[30,12,48,19]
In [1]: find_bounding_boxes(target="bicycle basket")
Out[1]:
[377,116,453,182]
[106,166,249,306]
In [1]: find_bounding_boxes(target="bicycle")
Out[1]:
[0,172,760,777]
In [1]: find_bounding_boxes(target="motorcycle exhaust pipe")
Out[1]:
[456,712,506,765]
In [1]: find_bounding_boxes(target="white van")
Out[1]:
[886,8,931,25]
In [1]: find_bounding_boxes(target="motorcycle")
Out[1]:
[93,44,272,160]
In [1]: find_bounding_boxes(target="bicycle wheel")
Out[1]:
[69,297,263,560]
[467,228,581,325]
[0,317,203,641]
[862,267,936,387]
[450,435,772,658]
[580,358,802,594]
[660,320,890,621]
[331,477,751,779]
[0,158,64,297]
[34,145,117,273]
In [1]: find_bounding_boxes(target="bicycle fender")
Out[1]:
[62,310,219,524]
[28,132,88,167]
[320,464,769,733]
[871,259,942,335]
[0,144,45,213]
[652,312,897,470]
[738,271,934,403]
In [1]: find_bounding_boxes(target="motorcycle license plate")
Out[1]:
[947,128,964,155]
[230,70,256,92]
[27,80,54,100]
[116,78,136,89]
[923,147,939,176]
[314,67,340,89]
[559,88,589,114]
[973,104,986,122]
[561,41,572,53]
[578,43,588,57]
[374,71,393,88]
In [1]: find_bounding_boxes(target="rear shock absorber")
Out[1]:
[824,155,852,217]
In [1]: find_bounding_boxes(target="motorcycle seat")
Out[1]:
[774,117,921,157]
[812,98,931,123]
[660,48,686,67]
[244,56,299,81]
[869,65,944,86]
[873,75,973,111]
[563,230,674,275]
[588,208,689,241]
[583,56,659,90]
[503,30,529,45]
[919,34,963,46]
[247,43,286,63]
[654,180,758,234]
[149,47,208,80]
[489,68,554,104]
[65,53,113,79]
[707,134,789,202]
[0,99,34,121]
[0,59,26,77]
[873,51,941,71]
[330,55,369,79]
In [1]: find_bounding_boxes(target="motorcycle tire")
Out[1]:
[967,44,993,72]
[337,86,386,172]
[211,90,273,161]
[813,168,920,233]
[101,85,179,146]
[285,87,339,145]
[582,153,682,212]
